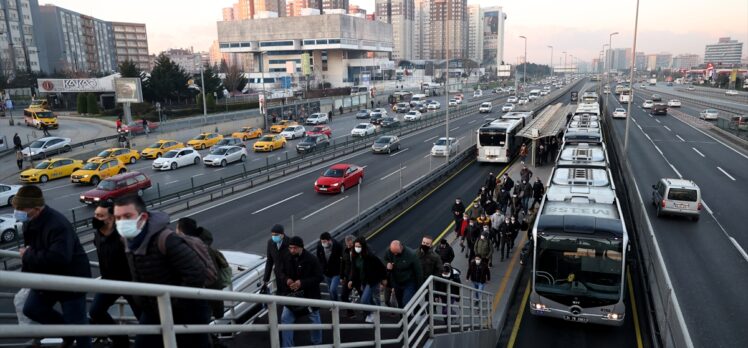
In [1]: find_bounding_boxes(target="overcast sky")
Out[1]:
[47,0,748,65]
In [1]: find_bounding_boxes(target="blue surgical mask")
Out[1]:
[13,210,28,223]
[116,216,144,239]
[271,235,282,243]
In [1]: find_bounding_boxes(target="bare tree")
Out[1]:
[223,64,247,94]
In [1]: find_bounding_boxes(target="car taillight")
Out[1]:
[661,200,666,208]
[697,203,703,210]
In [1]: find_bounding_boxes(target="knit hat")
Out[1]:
[320,231,332,241]
[271,224,285,234]
[289,236,304,248]
[13,185,45,209]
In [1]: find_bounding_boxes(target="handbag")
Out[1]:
[285,290,311,317]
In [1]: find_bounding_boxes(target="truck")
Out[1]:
[648,78,657,86]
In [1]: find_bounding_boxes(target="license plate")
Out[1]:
[564,315,588,323]
[318,187,327,191]
[71,179,79,183]
[675,203,688,209]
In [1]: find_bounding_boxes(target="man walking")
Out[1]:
[532,177,545,211]
[315,232,343,301]
[15,185,92,348]
[339,235,356,316]
[451,198,466,234]
[384,240,423,308]
[435,239,455,265]
[279,236,323,347]
[416,236,443,281]
[474,226,494,267]
[263,224,290,295]
[499,217,513,262]
[13,132,22,150]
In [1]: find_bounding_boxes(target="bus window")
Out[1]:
[479,131,506,146]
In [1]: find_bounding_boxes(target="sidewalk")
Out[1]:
[438,159,553,330]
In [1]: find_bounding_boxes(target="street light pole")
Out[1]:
[200,64,207,123]
[623,1,640,157]
[600,44,608,97]
[547,45,553,77]
[519,36,527,91]
[445,3,451,163]
[260,52,268,130]
[561,51,566,76]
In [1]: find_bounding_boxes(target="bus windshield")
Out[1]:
[36,111,55,118]
[479,130,506,147]
[535,234,623,306]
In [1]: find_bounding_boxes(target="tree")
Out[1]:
[462,59,479,78]
[223,64,247,95]
[118,59,140,78]
[86,93,99,114]
[77,93,88,114]
[145,53,191,103]
[195,64,223,97]
[219,59,229,74]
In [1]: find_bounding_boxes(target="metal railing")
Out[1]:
[0,270,493,348]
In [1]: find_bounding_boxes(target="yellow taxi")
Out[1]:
[253,134,286,152]
[71,159,127,185]
[20,158,83,183]
[269,120,298,133]
[232,127,263,140]
[87,148,141,165]
[140,140,184,159]
[187,133,224,150]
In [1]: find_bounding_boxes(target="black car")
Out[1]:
[370,112,384,126]
[296,134,330,154]
[412,102,427,113]
[394,103,410,113]
[651,103,668,115]
[381,117,400,128]
[651,94,662,101]
[355,109,371,119]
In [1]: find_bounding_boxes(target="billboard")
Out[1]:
[37,78,113,93]
[114,78,144,103]
[498,65,512,77]
[301,53,312,76]
[483,11,499,35]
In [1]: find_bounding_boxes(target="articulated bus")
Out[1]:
[581,92,599,104]
[501,111,534,128]
[476,118,524,163]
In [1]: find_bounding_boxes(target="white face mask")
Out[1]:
[442,273,451,277]
[117,214,144,239]
[354,247,362,253]
[475,259,481,265]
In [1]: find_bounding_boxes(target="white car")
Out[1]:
[203,146,248,167]
[305,113,329,125]
[507,96,518,103]
[612,108,627,119]
[21,137,72,159]
[699,109,719,120]
[667,99,682,107]
[501,103,515,112]
[0,184,21,207]
[642,100,654,109]
[687,85,695,91]
[517,97,529,105]
[280,125,306,140]
[1,214,24,243]
[213,250,266,327]
[431,137,459,156]
[540,90,549,96]
[455,97,463,104]
[404,111,423,121]
[473,90,483,97]
[374,108,389,116]
[427,101,441,110]
[152,147,201,171]
[351,123,376,137]
[726,90,739,96]
[479,102,492,113]
[448,99,458,107]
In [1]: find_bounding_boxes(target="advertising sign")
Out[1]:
[114,78,144,103]
[301,53,312,76]
[498,64,512,77]
[37,78,113,93]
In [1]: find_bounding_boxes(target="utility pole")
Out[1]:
[547,45,554,77]
[445,3,450,164]
[519,36,527,90]
[624,2,640,157]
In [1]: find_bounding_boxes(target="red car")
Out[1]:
[80,171,151,204]
[120,121,159,134]
[306,125,332,138]
[314,163,364,194]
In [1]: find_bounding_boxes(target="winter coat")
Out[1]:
[93,228,132,281]
[263,236,291,293]
[483,200,498,216]
[466,260,490,283]
[315,239,343,278]
[279,249,323,300]
[485,175,497,193]
[350,253,387,288]
[518,182,532,199]
[383,247,423,286]
[416,248,443,280]
[501,177,514,192]
[340,247,354,281]
[13,134,22,148]
[474,237,493,260]
[520,168,533,182]
[476,215,491,227]
[436,244,455,264]
[457,219,470,238]
[22,206,91,298]
[451,202,466,218]
[533,181,545,198]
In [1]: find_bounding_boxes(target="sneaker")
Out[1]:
[365,314,374,323]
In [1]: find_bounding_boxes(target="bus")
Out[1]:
[501,111,534,129]
[581,92,599,104]
[476,118,524,163]
[619,88,631,104]
[529,89,541,101]
[388,91,413,105]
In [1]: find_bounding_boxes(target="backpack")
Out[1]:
[157,230,218,288]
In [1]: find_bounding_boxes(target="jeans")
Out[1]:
[89,293,141,347]
[394,281,416,309]
[360,284,381,306]
[324,275,340,301]
[472,282,485,300]
[281,306,322,347]
[23,290,91,348]
[522,197,531,213]
[135,299,211,348]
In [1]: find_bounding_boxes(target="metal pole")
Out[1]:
[445,4,450,164]
[547,45,553,76]
[357,183,361,222]
[200,65,207,122]
[606,32,619,118]
[519,36,527,90]
[399,162,403,191]
[624,0,640,157]
[261,52,268,130]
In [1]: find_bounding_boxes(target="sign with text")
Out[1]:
[37,78,113,93]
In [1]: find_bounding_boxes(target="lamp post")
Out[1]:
[200,64,207,123]
[519,36,527,91]
[600,44,608,97]
[608,32,619,75]
[562,51,567,76]
[445,3,451,163]
[259,51,268,130]
[624,2,640,157]
[547,45,553,77]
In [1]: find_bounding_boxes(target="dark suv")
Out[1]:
[296,134,330,154]
[651,103,668,115]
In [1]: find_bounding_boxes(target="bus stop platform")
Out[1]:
[518,103,572,166]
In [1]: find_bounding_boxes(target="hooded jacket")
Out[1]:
[315,239,343,278]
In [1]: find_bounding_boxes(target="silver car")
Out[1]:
[203,146,248,167]
[21,137,72,159]
[652,178,702,221]
[371,135,401,154]
[699,109,719,121]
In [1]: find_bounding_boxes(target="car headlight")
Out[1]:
[605,313,623,320]
[314,180,318,186]
[80,195,85,200]
[332,183,339,187]
[531,302,549,312]
[94,197,100,201]
[82,175,89,178]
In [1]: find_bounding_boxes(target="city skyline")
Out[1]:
[45,0,747,67]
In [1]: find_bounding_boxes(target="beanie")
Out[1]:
[271,224,285,234]
[13,185,45,209]
[289,236,304,248]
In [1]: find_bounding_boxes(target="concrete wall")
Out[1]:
[431,329,498,348]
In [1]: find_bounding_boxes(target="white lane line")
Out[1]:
[663,126,672,132]
[670,110,748,160]
[692,147,705,157]
[675,135,685,142]
[192,173,204,177]
[424,136,438,143]
[702,202,748,263]
[468,120,477,124]
[655,119,661,124]
[717,167,736,181]
[669,164,682,178]
[653,144,663,155]
[729,237,748,262]
[253,158,263,161]
[252,192,303,214]
[389,148,409,157]
[423,153,431,158]
[451,127,460,131]
[380,166,407,181]
[301,195,348,220]
[43,183,77,191]
[215,167,227,171]
[165,180,179,185]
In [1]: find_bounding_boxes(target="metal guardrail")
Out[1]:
[634,85,745,115]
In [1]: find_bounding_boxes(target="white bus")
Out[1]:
[529,89,541,100]
[619,89,631,104]
[476,118,524,163]
[581,92,599,104]
[501,111,534,129]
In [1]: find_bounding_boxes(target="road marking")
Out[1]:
[669,105,748,159]
[675,135,685,142]
[627,267,645,348]
[253,158,263,161]
[301,195,348,220]
[670,164,682,179]
[691,147,705,157]
[424,136,438,143]
[215,167,227,171]
[192,173,204,178]
[507,280,531,347]
[663,126,672,132]
[423,153,431,158]
[717,166,735,181]
[42,183,76,191]
[450,127,460,131]
[729,237,748,262]
[389,148,409,157]
[653,144,663,155]
[655,119,661,124]
[165,180,179,185]
[380,166,407,181]
[251,192,303,214]
[468,120,477,124]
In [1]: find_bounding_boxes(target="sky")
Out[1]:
[46,0,748,65]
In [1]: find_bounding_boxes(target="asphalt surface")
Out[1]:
[605,88,748,348]
[643,83,748,112]
[0,115,112,152]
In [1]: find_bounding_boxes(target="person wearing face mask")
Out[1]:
[13,185,92,348]
[456,213,470,254]
[532,177,545,211]
[263,224,290,295]
[466,256,490,301]
[89,202,141,348]
[499,217,513,262]
[113,195,210,348]
[315,232,343,302]
[466,219,481,260]
[518,179,533,214]
[383,240,423,308]
[279,236,323,347]
[490,210,504,251]
[339,235,356,317]
[485,172,497,197]
[348,237,386,323]
[451,198,466,234]
[434,264,461,316]
[474,227,493,267]
[436,239,455,264]
[508,216,521,252]
[416,236,443,282]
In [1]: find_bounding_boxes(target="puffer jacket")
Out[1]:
[474,237,493,260]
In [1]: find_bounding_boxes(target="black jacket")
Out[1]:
[22,206,91,297]
[466,261,490,283]
[315,239,343,278]
[485,175,497,193]
[451,202,466,218]
[13,134,22,148]
[416,248,443,281]
[340,246,353,280]
[280,250,323,299]
[93,228,131,281]
[436,244,455,264]
[350,253,387,287]
[502,177,514,192]
[483,200,498,216]
[533,181,545,198]
[263,236,290,293]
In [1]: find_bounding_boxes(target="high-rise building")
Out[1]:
[375,0,414,61]
[412,0,430,60]
[322,0,348,11]
[222,7,235,21]
[348,4,366,16]
[671,54,700,69]
[605,48,631,71]
[635,51,645,71]
[646,53,671,70]
[429,0,468,60]
[0,0,44,74]
[704,37,743,65]
[467,4,482,64]
[111,22,150,71]
[481,6,505,67]
[162,48,203,74]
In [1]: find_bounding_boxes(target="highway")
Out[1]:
[606,88,748,348]
[643,83,748,113]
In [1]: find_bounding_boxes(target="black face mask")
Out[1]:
[421,245,430,253]
[92,217,106,231]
